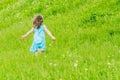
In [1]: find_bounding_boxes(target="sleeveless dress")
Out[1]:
[30,25,46,53]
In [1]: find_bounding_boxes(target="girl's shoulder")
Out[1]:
[40,24,45,29]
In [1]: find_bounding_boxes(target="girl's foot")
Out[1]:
[35,49,44,57]
[37,48,44,54]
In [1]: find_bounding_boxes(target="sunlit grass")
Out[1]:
[0,0,120,80]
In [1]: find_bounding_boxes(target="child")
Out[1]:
[21,14,56,56]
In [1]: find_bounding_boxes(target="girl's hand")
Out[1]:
[20,28,34,40]
[52,36,56,41]
[21,35,26,40]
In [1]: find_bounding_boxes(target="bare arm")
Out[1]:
[21,27,34,40]
[44,25,56,40]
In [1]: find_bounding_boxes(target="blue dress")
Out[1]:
[30,25,46,53]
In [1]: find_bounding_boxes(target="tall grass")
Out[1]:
[0,0,120,80]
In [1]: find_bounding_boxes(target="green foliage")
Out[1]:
[0,0,120,80]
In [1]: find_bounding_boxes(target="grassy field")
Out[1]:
[0,0,120,80]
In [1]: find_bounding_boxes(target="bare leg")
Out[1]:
[38,48,44,53]
[35,48,44,57]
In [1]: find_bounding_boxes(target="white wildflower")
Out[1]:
[74,63,78,67]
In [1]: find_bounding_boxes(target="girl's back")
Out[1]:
[33,25,45,44]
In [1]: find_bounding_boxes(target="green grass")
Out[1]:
[0,0,120,80]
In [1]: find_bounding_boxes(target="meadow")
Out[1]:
[0,0,120,80]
